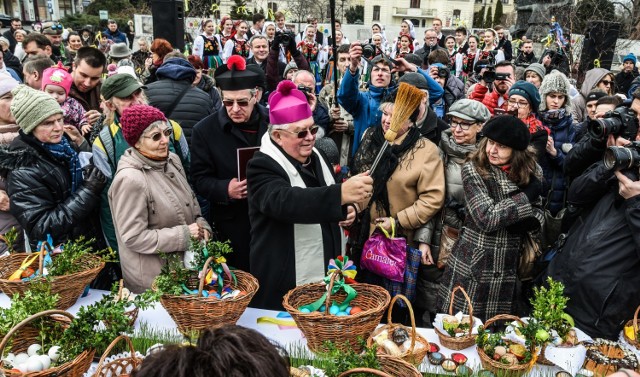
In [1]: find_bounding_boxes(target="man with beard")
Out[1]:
[515,40,537,67]
[191,56,269,273]
[41,22,66,65]
[468,60,516,115]
[69,47,107,126]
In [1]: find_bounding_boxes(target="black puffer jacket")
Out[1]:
[547,162,640,339]
[1,132,103,248]
[145,58,214,147]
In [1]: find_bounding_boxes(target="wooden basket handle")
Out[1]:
[323,270,342,315]
[387,294,416,354]
[95,335,137,373]
[483,314,531,352]
[117,279,124,301]
[38,243,47,275]
[338,368,392,377]
[197,256,216,296]
[0,309,74,356]
[449,285,474,330]
[633,304,640,335]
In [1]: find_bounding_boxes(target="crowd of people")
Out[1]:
[0,13,638,347]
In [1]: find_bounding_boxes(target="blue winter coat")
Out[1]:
[103,28,127,44]
[540,113,575,215]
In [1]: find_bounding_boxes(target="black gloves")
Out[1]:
[530,129,548,162]
[287,34,298,54]
[506,217,541,233]
[272,33,283,50]
[83,164,107,193]
[519,175,543,203]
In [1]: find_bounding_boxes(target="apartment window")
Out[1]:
[410,0,420,8]
[268,2,277,12]
[453,9,461,18]
[373,5,380,21]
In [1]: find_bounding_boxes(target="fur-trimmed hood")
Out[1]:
[539,70,572,112]
[0,144,39,177]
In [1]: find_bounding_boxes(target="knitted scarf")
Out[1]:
[42,137,83,192]
[523,113,550,135]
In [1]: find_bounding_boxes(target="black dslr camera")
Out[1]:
[589,106,639,141]
[604,142,640,170]
[481,50,500,83]
[275,30,295,46]
[362,44,379,59]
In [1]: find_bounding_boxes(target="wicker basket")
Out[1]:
[283,271,390,354]
[158,256,259,335]
[366,294,429,366]
[0,310,95,377]
[434,285,477,350]
[476,314,536,377]
[0,246,105,310]
[103,280,139,328]
[337,355,422,377]
[1,314,70,355]
[92,335,143,377]
[623,305,640,350]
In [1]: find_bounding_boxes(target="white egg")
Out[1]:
[4,352,15,364]
[27,343,42,356]
[17,362,29,373]
[26,357,43,372]
[14,353,29,365]
[38,355,51,370]
[48,346,60,362]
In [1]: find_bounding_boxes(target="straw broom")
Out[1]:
[369,82,426,174]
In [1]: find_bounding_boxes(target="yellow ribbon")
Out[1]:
[593,59,601,68]
[256,317,298,327]
[184,0,189,12]
[210,3,218,13]
[8,254,39,281]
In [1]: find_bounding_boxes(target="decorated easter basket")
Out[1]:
[583,338,639,376]
[0,310,95,377]
[476,314,537,377]
[283,262,391,354]
[102,280,139,329]
[92,335,143,377]
[157,256,259,335]
[0,245,104,310]
[366,294,429,366]
[623,305,640,351]
[434,285,478,350]
[337,355,422,377]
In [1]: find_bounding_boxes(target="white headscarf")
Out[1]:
[262,21,276,36]
[403,19,416,40]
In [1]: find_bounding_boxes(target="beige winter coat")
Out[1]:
[108,148,209,293]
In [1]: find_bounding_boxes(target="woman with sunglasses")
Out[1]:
[109,104,212,293]
[437,115,544,321]
[349,85,445,323]
[414,99,490,326]
[570,68,614,123]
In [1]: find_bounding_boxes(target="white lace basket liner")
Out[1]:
[504,317,591,376]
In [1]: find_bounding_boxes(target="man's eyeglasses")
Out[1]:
[279,125,319,138]
[507,99,529,108]
[450,120,476,130]
[600,79,612,86]
[222,97,253,107]
[142,128,172,142]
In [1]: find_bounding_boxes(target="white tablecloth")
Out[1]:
[0,290,562,374]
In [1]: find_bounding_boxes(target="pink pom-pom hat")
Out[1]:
[268,80,312,125]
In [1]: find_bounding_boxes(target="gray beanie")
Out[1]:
[538,70,572,112]
[398,72,429,90]
[283,61,298,78]
[524,63,546,82]
[10,85,63,134]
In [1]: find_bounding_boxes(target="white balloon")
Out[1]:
[27,344,42,356]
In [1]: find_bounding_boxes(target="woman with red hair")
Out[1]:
[192,19,223,76]
[142,38,173,84]
[222,20,250,62]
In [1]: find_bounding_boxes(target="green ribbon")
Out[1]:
[299,272,357,313]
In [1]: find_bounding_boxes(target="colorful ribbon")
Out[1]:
[299,256,358,313]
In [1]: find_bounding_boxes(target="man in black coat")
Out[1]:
[191,57,269,273]
[145,56,213,147]
[2,18,22,53]
[415,29,446,68]
[247,82,373,310]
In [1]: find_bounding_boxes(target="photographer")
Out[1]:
[337,42,443,155]
[515,41,537,68]
[468,60,516,115]
[266,30,309,94]
[540,48,570,76]
[292,70,330,136]
[546,101,640,338]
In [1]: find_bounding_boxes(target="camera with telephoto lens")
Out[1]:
[588,106,639,141]
[436,66,450,78]
[481,51,500,83]
[603,142,640,170]
[275,30,295,46]
[362,44,379,59]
